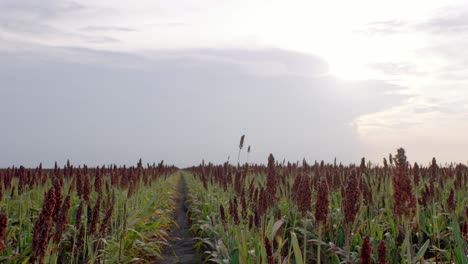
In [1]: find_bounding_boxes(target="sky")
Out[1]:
[0,0,467,167]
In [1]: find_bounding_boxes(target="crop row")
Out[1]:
[0,161,179,263]
[185,148,467,263]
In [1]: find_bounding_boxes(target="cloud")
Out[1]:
[356,95,468,136]
[144,49,330,77]
[0,19,62,36]
[356,98,468,163]
[0,20,120,43]
[358,20,409,35]
[416,11,468,34]
[361,8,468,37]
[420,39,468,63]
[0,0,80,36]
[166,22,186,27]
[0,46,406,167]
[416,39,468,84]
[0,0,119,44]
[369,62,426,76]
[80,26,137,32]
[0,0,84,19]
[84,36,121,43]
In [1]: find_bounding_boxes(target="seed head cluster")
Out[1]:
[392,148,416,217]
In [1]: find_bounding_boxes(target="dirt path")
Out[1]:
[158,174,199,264]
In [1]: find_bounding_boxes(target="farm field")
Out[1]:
[2,0,468,263]
[0,148,467,263]
[0,161,182,263]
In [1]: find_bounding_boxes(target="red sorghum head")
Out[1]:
[377,239,387,264]
[360,236,371,264]
[344,170,361,226]
[315,177,329,225]
[264,236,274,264]
[32,187,56,264]
[392,148,416,217]
[0,212,7,251]
[447,189,455,212]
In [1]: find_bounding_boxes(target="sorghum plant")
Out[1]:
[32,187,56,264]
[0,213,7,251]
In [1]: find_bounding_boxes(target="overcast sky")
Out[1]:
[1,0,467,167]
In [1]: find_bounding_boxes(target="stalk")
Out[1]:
[303,227,307,263]
[287,210,299,263]
[317,225,321,264]
[118,201,127,262]
[405,221,412,264]
[344,226,351,263]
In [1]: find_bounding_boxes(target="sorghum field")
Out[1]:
[0,148,467,263]
[0,161,180,263]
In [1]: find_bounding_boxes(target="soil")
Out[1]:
[158,175,199,264]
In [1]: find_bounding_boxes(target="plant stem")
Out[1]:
[302,219,308,263]
[345,226,351,263]
[317,225,321,264]
[405,221,412,264]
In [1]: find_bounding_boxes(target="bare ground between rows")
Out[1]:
[157,174,200,264]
